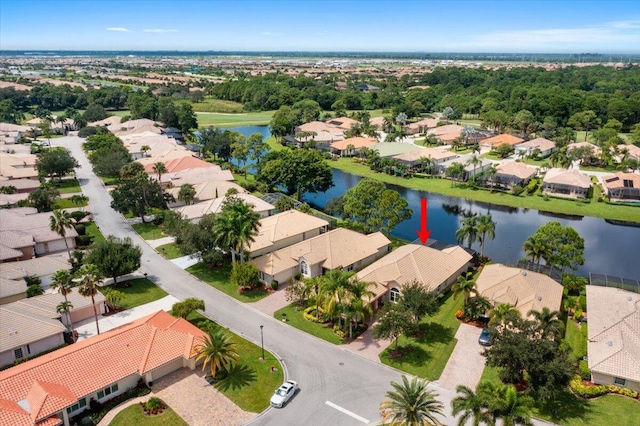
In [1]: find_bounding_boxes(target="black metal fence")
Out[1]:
[510,260,563,283]
[589,273,640,294]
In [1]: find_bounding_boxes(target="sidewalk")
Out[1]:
[343,316,391,362]
[74,295,180,341]
[147,236,175,248]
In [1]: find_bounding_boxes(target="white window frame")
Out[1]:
[300,259,309,276]
[390,287,400,303]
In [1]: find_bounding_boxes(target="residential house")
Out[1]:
[357,244,472,310]
[167,180,245,207]
[294,121,345,150]
[0,122,30,133]
[369,116,387,130]
[586,286,640,392]
[0,153,39,180]
[250,228,391,284]
[0,306,66,368]
[567,141,602,156]
[162,127,183,142]
[330,137,377,157]
[617,144,640,162]
[514,137,556,157]
[88,116,122,127]
[403,118,440,135]
[138,153,213,175]
[107,118,161,134]
[0,230,36,262]
[0,310,207,426]
[481,134,525,150]
[426,124,464,145]
[392,148,457,171]
[494,162,537,188]
[371,142,426,158]
[248,210,329,259]
[0,191,30,207]
[475,263,564,318]
[326,116,361,130]
[354,83,380,92]
[438,154,493,179]
[159,166,234,188]
[542,168,591,199]
[121,133,180,160]
[0,254,72,290]
[175,193,275,222]
[0,178,41,194]
[0,277,27,305]
[601,172,640,202]
[0,209,77,257]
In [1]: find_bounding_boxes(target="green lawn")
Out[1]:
[330,158,640,223]
[109,405,188,426]
[110,110,131,117]
[192,97,244,113]
[132,223,166,240]
[56,179,82,194]
[100,278,168,309]
[84,222,106,245]
[156,242,185,260]
[100,175,121,186]
[185,312,284,412]
[564,320,587,359]
[379,291,463,381]
[519,157,550,167]
[186,262,269,302]
[196,111,274,128]
[54,198,87,209]
[274,303,344,345]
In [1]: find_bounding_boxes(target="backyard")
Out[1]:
[186,262,269,303]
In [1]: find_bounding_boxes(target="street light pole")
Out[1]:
[260,325,265,360]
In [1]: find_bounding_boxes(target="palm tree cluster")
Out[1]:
[452,273,492,322]
[212,197,261,263]
[455,214,496,256]
[451,381,534,426]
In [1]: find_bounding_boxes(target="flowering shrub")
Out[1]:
[570,376,639,399]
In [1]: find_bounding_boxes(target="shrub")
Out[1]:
[145,397,164,411]
[230,262,261,288]
[241,181,258,192]
[294,273,302,281]
[76,235,93,247]
[570,375,639,399]
[78,126,99,138]
[579,360,591,381]
[70,210,87,223]
[525,179,539,195]
[303,306,324,323]
[270,280,279,290]
[579,295,587,311]
[511,186,525,196]
[574,309,583,321]
[75,224,86,235]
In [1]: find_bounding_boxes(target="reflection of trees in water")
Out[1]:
[441,201,519,217]
[441,203,474,217]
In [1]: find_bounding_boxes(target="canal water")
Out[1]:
[227,126,640,279]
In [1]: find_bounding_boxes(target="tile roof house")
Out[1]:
[481,133,525,148]
[160,166,234,188]
[167,180,246,207]
[514,137,556,157]
[0,191,30,208]
[330,137,377,157]
[601,172,640,202]
[426,124,464,145]
[0,178,41,194]
[357,244,472,309]
[139,153,214,175]
[0,209,77,257]
[494,162,537,188]
[475,264,564,318]
[403,118,441,135]
[369,116,387,130]
[248,210,329,259]
[586,286,640,392]
[175,193,275,222]
[0,153,39,179]
[0,277,28,305]
[438,154,493,179]
[326,116,360,130]
[294,121,345,150]
[542,168,591,199]
[617,144,640,161]
[0,254,71,291]
[251,228,391,285]
[0,310,207,426]
[88,116,122,127]
[567,141,602,156]
[393,147,457,170]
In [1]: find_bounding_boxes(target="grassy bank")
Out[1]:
[329,158,640,223]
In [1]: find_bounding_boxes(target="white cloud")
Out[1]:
[106,27,132,32]
[143,29,178,33]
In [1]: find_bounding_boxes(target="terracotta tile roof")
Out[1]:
[618,144,640,160]
[602,172,640,190]
[475,264,563,318]
[251,228,390,276]
[357,244,472,297]
[586,286,640,383]
[496,162,537,180]
[295,121,343,134]
[543,168,591,189]
[0,398,61,426]
[404,118,440,130]
[248,210,329,253]
[330,137,377,151]
[141,155,213,174]
[0,306,66,353]
[326,116,360,130]
[482,134,525,146]
[0,311,206,423]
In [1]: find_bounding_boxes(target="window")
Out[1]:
[614,377,626,386]
[97,383,119,400]
[14,348,23,359]
[300,260,309,276]
[26,345,31,355]
[66,398,87,414]
[390,288,400,303]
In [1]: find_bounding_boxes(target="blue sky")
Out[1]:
[1,0,638,53]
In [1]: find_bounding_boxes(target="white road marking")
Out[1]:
[325,401,370,424]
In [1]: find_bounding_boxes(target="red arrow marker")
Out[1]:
[416,198,431,245]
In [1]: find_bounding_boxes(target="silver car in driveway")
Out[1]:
[270,380,298,408]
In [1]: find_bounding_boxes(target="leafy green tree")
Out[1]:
[110,172,172,222]
[373,303,415,351]
[528,307,563,338]
[212,197,260,262]
[257,149,333,200]
[35,148,79,182]
[269,105,296,141]
[522,234,551,264]
[274,196,295,212]
[293,99,322,124]
[177,183,196,205]
[28,184,60,212]
[174,214,222,267]
[51,269,75,335]
[76,263,104,335]
[0,99,25,123]
[82,103,108,123]
[231,135,250,176]
[49,209,74,258]
[568,110,601,141]
[527,222,585,271]
[230,262,261,288]
[127,91,158,119]
[246,132,269,165]
[195,330,240,377]
[399,281,440,324]
[512,109,536,136]
[27,284,45,297]
[380,375,444,426]
[85,236,141,287]
[495,143,514,158]
[176,101,198,133]
[172,298,205,318]
[341,178,412,235]
[200,127,233,161]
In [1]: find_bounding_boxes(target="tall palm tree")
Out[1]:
[344,278,376,339]
[456,215,479,249]
[76,263,103,335]
[212,198,260,262]
[49,209,74,259]
[476,214,496,256]
[152,161,167,183]
[528,307,562,337]
[452,273,477,309]
[489,303,520,327]
[466,155,483,181]
[484,165,498,192]
[56,300,74,335]
[194,329,240,377]
[51,269,75,337]
[319,269,354,328]
[464,296,492,321]
[488,384,534,426]
[451,384,494,426]
[522,235,549,264]
[380,375,444,426]
[446,162,467,187]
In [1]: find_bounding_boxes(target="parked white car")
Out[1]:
[270,380,298,408]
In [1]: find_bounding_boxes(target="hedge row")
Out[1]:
[570,375,639,399]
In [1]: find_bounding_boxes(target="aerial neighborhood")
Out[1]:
[0,6,639,425]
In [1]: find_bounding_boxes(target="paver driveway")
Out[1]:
[435,323,486,391]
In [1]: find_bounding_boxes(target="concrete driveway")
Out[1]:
[435,323,486,391]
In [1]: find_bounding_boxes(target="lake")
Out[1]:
[227,126,640,279]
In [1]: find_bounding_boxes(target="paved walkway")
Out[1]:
[171,254,200,269]
[249,285,291,317]
[343,316,392,362]
[74,295,179,341]
[147,236,175,248]
[435,323,486,391]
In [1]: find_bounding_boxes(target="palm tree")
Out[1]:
[528,307,562,337]
[319,269,353,328]
[466,155,483,181]
[49,209,74,259]
[446,162,466,187]
[50,269,75,337]
[76,263,103,335]
[141,145,151,156]
[456,215,479,249]
[56,300,74,336]
[344,278,376,339]
[212,198,260,262]
[484,165,498,192]
[194,329,240,377]
[451,384,494,426]
[453,273,477,309]
[489,384,534,426]
[489,303,520,327]
[70,194,88,212]
[476,214,496,256]
[464,296,492,321]
[522,235,549,264]
[177,183,196,205]
[152,161,167,183]
[380,375,444,426]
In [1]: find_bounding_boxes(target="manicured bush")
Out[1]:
[75,224,86,235]
[76,235,93,247]
[144,397,164,411]
[303,306,324,323]
[579,295,587,311]
[574,309,583,321]
[579,360,591,381]
[230,262,261,289]
[70,210,87,222]
[569,375,639,399]
[270,280,279,290]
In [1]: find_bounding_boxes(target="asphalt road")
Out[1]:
[57,135,544,426]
